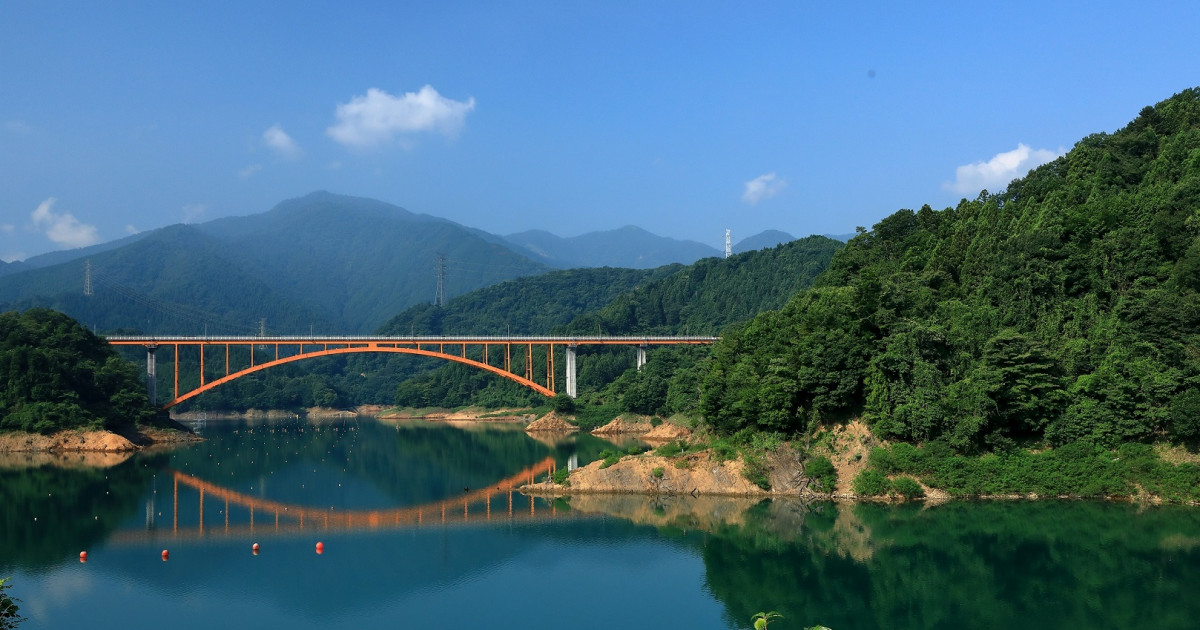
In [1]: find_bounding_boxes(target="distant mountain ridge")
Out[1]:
[504,225,721,268]
[0,191,821,334]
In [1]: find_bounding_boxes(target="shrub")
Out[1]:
[552,468,570,485]
[652,466,665,478]
[742,452,771,490]
[654,440,685,457]
[804,456,837,493]
[598,449,622,469]
[852,468,891,496]
[891,476,925,499]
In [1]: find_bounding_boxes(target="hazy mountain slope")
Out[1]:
[0,224,332,334]
[195,192,552,331]
[504,225,721,268]
[733,230,795,253]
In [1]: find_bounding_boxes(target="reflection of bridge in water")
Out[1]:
[110,456,578,544]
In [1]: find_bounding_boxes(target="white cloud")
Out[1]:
[2,252,25,263]
[0,224,13,234]
[263,124,302,159]
[125,224,139,234]
[181,204,207,223]
[30,198,99,248]
[238,163,263,179]
[943,143,1065,195]
[326,85,476,148]
[742,172,787,205]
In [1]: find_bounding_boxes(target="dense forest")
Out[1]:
[391,236,843,412]
[0,308,156,434]
[701,88,1200,450]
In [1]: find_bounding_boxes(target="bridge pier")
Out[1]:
[565,345,578,398]
[146,345,158,406]
[636,345,647,371]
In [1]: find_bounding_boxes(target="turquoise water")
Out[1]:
[3,418,1199,629]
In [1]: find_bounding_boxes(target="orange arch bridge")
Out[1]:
[111,456,568,544]
[107,335,719,409]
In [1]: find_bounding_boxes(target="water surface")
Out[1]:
[2,417,1198,629]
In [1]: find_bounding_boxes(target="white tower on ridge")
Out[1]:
[724,229,732,259]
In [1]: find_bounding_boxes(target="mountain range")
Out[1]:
[0,191,815,333]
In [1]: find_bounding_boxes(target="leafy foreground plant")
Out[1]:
[751,610,832,630]
[0,577,23,630]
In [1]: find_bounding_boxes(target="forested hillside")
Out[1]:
[393,236,843,410]
[702,88,1200,449]
[0,192,550,334]
[0,309,156,433]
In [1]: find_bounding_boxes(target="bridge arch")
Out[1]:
[107,335,719,410]
[169,345,554,408]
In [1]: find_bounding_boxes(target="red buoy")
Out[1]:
[161,549,169,561]
[79,551,88,563]
[252,542,260,555]
[315,541,324,555]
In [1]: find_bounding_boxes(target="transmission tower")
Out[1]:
[434,253,447,307]
[84,259,93,296]
[724,229,732,259]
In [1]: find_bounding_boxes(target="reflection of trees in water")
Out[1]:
[692,500,1200,630]
[0,454,164,572]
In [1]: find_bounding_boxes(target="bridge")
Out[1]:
[107,335,719,409]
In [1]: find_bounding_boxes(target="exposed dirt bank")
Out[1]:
[0,423,201,463]
[525,445,819,498]
[591,415,654,436]
[525,412,578,432]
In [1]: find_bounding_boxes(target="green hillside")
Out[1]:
[0,308,156,433]
[701,88,1200,448]
[392,236,843,410]
[0,192,551,334]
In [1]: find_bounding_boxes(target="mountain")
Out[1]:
[503,225,721,268]
[0,231,153,278]
[0,192,551,334]
[733,230,795,254]
[700,88,1200,446]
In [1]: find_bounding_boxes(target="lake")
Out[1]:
[2,417,1199,629]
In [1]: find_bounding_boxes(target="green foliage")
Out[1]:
[598,449,622,469]
[804,456,837,493]
[652,466,664,478]
[891,476,925,499]
[388,236,840,413]
[0,308,156,433]
[862,440,1200,501]
[742,451,771,490]
[0,577,22,630]
[698,89,1200,451]
[751,611,783,630]
[653,440,685,457]
[852,468,891,497]
[551,467,570,485]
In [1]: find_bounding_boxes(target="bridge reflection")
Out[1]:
[110,456,578,544]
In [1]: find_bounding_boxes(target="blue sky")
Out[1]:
[3,1,1199,262]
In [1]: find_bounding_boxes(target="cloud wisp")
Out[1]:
[742,172,787,205]
[31,198,99,248]
[326,85,476,149]
[943,143,1064,195]
[263,124,302,159]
